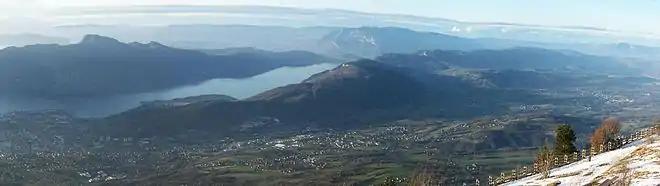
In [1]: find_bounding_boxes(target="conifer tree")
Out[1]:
[554,124,577,156]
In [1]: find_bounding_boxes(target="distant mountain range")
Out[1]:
[97,47,654,138]
[47,5,660,46]
[0,34,69,48]
[45,24,660,60]
[0,32,651,101]
[377,48,641,76]
[101,60,500,137]
[0,35,336,98]
[2,6,658,60]
[318,27,484,59]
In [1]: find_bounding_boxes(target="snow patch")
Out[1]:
[505,135,660,186]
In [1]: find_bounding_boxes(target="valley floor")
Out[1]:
[505,135,660,186]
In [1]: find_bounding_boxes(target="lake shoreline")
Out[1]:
[0,63,338,117]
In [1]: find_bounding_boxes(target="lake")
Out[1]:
[0,63,338,117]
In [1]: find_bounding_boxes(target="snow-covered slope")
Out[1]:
[505,135,660,186]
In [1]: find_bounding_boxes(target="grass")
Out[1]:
[459,149,536,164]
[619,168,634,186]
[458,149,537,175]
[545,181,561,186]
[594,136,660,185]
[554,171,581,178]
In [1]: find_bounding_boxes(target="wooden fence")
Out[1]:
[477,125,660,186]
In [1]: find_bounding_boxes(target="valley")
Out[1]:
[0,4,658,186]
[1,51,659,185]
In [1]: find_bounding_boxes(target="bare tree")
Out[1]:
[591,117,621,150]
[534,144,553,179]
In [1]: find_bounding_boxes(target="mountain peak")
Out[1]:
[302,60,390,84]
[127,41,171,49]
[146,41,169,49]
[79,34,123,45]
[249,59,423,103]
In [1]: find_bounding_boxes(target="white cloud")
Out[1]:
[0,0,45,16]
[20,0,278,7]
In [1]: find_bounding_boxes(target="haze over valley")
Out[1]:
[0,1,659,185]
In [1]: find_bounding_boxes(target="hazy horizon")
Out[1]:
[1,0,659,35]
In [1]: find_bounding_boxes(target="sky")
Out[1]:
[1,0,659,34]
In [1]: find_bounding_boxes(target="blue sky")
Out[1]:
[2,0,659,33]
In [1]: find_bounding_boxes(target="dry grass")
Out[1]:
[592,150,634,184]
[545,181,560,186]
[632,170,654,177]
[555,171,581,178]
[586,135,660,185]
[592,175,605,183]
[627,145,660,164]
[617,168,634,186]
[583,181,599,186]
[605,158,632,175]
[597,163,610,167]
[645,136,655,145]
[630,146,655,157]
[598,139,660,185]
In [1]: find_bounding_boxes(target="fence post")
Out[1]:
[488,176,493,186]
[573,151,578,162]
[476,178,480,186]
[581,149,587,161]
[500,172,505,183]
[511,169,517,180]
[642,129,647,138]
[590,147,596,160]
[563,154,569,165]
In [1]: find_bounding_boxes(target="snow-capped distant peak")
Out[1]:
[360,36,377,46]
[465,27,473,33]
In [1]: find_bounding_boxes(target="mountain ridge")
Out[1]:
[102,60,431,137]
[94,46,655,139]
[0,35,336,98]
